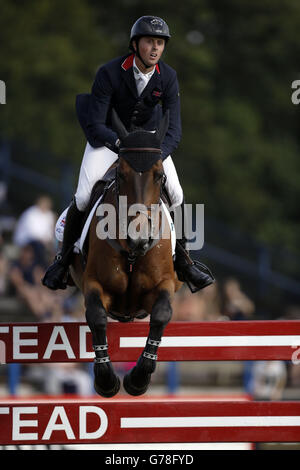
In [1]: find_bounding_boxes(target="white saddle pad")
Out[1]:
[55,197,176,256]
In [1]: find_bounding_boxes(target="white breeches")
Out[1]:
[74,142,184,211]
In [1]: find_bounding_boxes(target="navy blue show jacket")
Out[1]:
[76,53,182,160]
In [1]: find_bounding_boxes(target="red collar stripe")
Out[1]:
[121,54,161,74]
[121,54,134,71]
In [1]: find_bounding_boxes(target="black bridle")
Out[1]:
[115,147,166,212]
[99,147,167,272]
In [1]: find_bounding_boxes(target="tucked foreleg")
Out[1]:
[123,286,173,396]
[85,286,120,397]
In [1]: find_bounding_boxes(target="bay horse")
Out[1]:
[70,110,182,397]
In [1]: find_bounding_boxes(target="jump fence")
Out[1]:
[0,320,300,446]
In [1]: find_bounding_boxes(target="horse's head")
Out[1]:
[112,109,169,255]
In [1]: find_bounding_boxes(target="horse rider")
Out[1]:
[42,15,214,292]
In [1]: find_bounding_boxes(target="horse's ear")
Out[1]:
[156,110,169,144]
[111,108,129,140]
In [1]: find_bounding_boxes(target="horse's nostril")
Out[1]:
[127,235,135,249]
[127,235,149,253]
[141,241,149,252]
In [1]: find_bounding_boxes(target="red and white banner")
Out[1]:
[0,398,299,445]
[0,320,300,363]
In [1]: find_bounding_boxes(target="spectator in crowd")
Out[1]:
[2,193,107,396]
[290,350,300,388]
[197,281,223,321]
[250,360,287,400]
[171,286,206,321]
[221,277,255,320]
[0,244,8,295]
[8,242,65,320]
[172,282,223,322]
[57,290,86,322]
[13,195,56,252]
[42,362,93,395]
[0,181,16,244]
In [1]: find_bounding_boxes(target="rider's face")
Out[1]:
[133,36,165,72]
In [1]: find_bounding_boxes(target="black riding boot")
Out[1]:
[42,199,85,290]
[174,198,215,293]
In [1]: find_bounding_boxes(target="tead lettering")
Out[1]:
[13,326,38,360]
[3,405,108,443]
[42,406,75,440]
[43,326,75,359]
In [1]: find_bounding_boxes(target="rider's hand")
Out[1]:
[112,138,121,154]
[130,88,162,128]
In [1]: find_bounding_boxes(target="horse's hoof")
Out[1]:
[94,375,121,398]
[123,370,151,396]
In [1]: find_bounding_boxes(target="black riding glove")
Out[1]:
[130,88,162,129]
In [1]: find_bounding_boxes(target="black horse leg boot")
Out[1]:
[174,198,215,293]
[42,198,85,290]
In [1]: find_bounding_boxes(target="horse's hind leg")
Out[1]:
[85,285,120,397]
[123,284,173,396]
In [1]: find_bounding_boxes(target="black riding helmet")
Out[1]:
[129,16,171,69]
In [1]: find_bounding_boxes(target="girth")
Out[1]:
[107,309,148,323]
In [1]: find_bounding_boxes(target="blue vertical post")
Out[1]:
[243,361,254,396]
[166,361,179,395]
[87,362,95,395]
[8,364,21,396]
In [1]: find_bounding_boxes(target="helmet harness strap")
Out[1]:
[134,37,154,70]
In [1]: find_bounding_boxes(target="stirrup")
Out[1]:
[42,262,69,290]
[41,248,73,290]
[176,260,215,293]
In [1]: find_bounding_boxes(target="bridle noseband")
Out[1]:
[119,147,162,154]
[115,146,166,209]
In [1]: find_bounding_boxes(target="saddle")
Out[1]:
[83,164,117,225]
[80,164,118,260]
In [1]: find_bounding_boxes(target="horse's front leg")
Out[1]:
[85,283,120,397]
[123,283,173,396]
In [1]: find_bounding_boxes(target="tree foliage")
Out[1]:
[1,0,300,252]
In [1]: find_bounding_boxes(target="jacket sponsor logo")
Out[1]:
[152,89,162,98]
